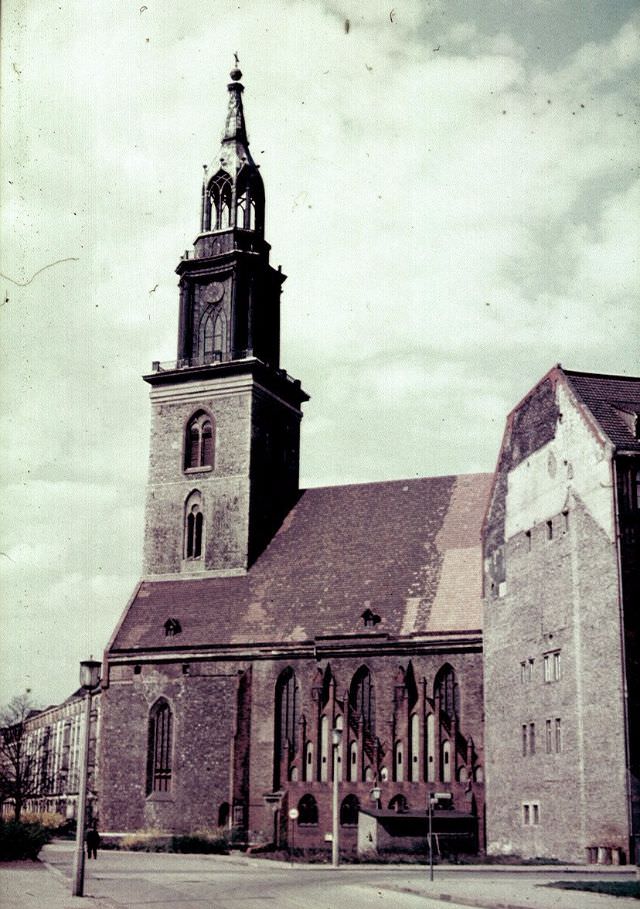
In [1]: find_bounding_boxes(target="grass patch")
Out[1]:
[546,880,640,899]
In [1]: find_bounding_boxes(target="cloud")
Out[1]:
[0,0,638,706]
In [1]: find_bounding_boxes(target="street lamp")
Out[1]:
[370,783,381,810]
[331,727,342,868]
[71,658,101,898]
[427,792,437,882]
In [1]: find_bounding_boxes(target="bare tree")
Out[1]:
[0,692,49,822]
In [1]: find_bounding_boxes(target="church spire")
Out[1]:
[223,56,249,147]
[199,59,264,235]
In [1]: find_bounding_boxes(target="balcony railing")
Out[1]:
[150,353,301,387]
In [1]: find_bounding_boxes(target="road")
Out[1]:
[40,842,636,909]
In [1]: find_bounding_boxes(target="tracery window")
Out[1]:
[274,668,298,788]
[184,411,214,471]
[146,698,172,795]
[202,309,226,363]
[207,171,232,230]
[434,664,458,722]
[349,666,375,741]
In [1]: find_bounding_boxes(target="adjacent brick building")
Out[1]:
[483,367,640,862]
[97,66,639,862]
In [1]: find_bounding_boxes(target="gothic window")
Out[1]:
[184,411,214,470]
[388,794,408,813]
[434,664,458,723]
[297,794,318,826]
[340,794,359,827]
[349,666,375,742]
[208,171,232,230]
[274,668,298,788]
[184,491,204,560]
[146,698,172,795]
[202,309,227,363]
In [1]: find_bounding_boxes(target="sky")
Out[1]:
[1,0,638,709]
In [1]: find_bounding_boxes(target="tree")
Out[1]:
[0,692,49,821]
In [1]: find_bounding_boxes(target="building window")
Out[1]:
[434,664,458,721]
[349,666,375,744]
[555,718,562,753]
[546,720,552,753]
[184,411,214,470]
[297,794,318,826]
[389,794,409,813]
[520,661,526,683]
[207,171,232,230]
[394,741,404,782]
[274,668,298,789]
[340,794,359,827]
[529,723,536,755]
[525,529,532,551]
[184,491,204,560]
[202,309,227,363]
[544,651,561,682]
[522,724,528,756]
[523,802,540,825]
[146,699,172,795]
[546,519,553,540]
[349,740,358,782]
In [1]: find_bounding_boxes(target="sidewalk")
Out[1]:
[0,861,117,909]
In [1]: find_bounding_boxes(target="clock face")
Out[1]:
[202,282,224,304]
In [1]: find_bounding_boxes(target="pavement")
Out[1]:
[0,844,636,909]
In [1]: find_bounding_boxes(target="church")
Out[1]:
[98,66,639,864]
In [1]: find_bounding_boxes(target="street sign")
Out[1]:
[288,808,299,820]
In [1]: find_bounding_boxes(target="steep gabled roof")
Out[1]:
[109,473,492,654]
[563,369,640,452]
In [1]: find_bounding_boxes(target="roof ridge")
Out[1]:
[302,472,493,493]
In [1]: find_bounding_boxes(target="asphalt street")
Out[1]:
[34,842,636,909]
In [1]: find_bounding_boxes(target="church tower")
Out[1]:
[142,64,308,575]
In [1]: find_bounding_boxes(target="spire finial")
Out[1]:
[230,53,242,82]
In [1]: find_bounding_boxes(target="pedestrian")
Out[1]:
[86,823,101,860]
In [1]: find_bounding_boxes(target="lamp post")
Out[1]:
[331,727,342,868]
[71,659,101,898]
[427,792,436,882]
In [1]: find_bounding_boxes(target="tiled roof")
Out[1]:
[110,473,492,653]
[564,369,640,452]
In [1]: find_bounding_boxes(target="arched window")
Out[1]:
[349,666,375,742]
[441,740,451,783]
[202,309,227,363]
[426,713,435,782]
[184,491,204,560]
[388,794,408,813]
[340,794,359,827]
[208,171,232,230]
[184,411,214,470]
[297,794,318,826]
[146,698,172,795]
[434,664,458,722]
[274,668,298,789]
[410,713,420,782]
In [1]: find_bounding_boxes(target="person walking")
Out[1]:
[86,824,100,860]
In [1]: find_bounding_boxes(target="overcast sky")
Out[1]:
[1,0,638,708]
